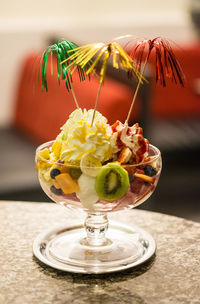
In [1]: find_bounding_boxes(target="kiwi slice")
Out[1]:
[95,163,129,202]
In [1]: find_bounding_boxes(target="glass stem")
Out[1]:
[84,213,109,246]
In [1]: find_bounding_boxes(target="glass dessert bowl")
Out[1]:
[35,139,161,273]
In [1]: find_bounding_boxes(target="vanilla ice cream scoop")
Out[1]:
[52,109,113,164]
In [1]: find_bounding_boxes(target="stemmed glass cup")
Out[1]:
[35,141,161,273]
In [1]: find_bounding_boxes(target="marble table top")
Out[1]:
[0,201,200,304]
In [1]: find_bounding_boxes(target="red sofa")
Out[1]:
[13,53,140,143]
[13,43,200,144]
[151,43,200,119]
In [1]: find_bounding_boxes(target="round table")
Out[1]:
[0,201,199,304]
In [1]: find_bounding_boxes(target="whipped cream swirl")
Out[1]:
[55,109,113,163]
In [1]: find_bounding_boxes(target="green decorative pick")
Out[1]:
[40,39,87,93]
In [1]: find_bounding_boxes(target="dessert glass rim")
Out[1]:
[36,140,161,169]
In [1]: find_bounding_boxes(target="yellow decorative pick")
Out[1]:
[62,41,144,126]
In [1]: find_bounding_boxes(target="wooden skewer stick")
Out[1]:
[126,58,148,125]
[71,83,79,109]
[91,81,103,126]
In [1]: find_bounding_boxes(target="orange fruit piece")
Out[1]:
[134,173,154,183]
[55,173,79,194]
[53,179,61,189]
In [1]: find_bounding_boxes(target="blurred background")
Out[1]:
[0,0,200,221]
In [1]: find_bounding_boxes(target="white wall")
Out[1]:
[0,0,190,18]
[0,0,196,126]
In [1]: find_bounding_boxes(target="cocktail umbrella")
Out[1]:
[120,37,185,123]
[40,39,90,109]
[62,41,145,125]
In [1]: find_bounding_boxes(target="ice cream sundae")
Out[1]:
[33,35,184,274]
[36,108,161,212]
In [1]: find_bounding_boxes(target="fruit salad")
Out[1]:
[36,109,161,212]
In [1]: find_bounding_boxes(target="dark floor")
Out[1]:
[139,148,200,222]
[1,127,200,222]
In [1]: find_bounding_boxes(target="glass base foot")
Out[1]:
[48,230,143,270]
[33,222,156,274]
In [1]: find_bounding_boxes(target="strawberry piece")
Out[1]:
[130,177,144,194]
